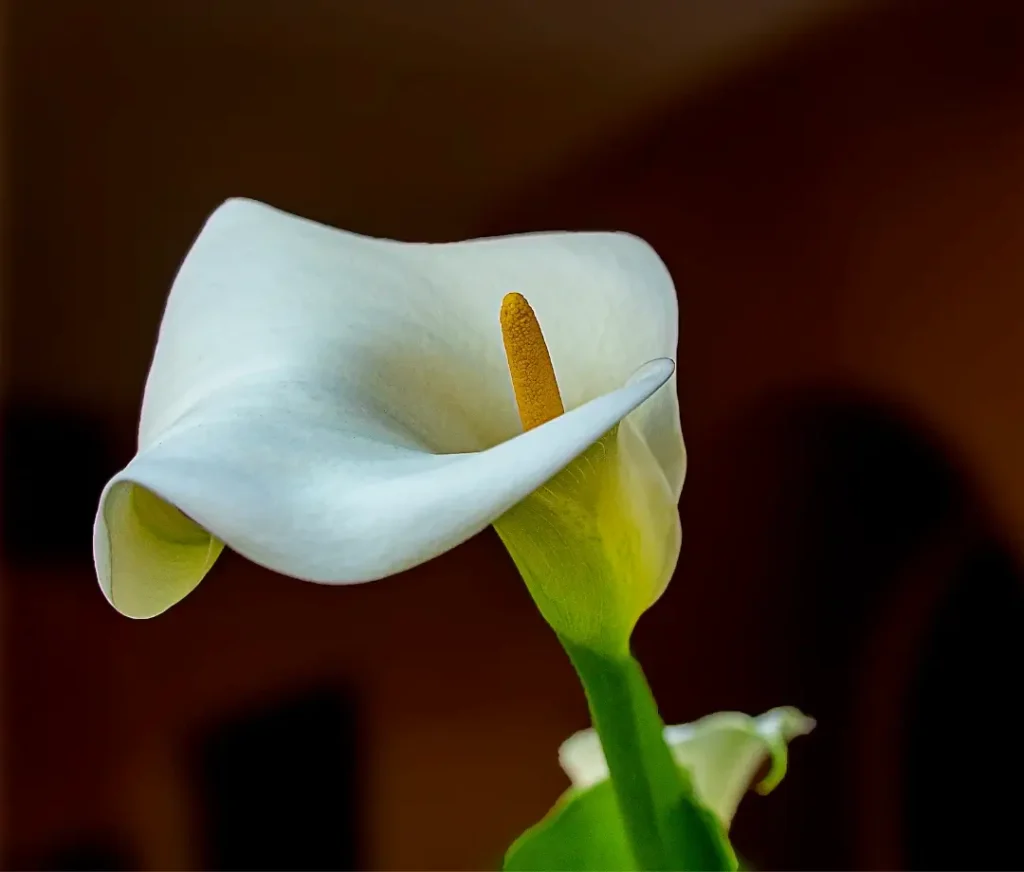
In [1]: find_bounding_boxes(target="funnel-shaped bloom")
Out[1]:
[93,199,684,645]
[559,707,815,830]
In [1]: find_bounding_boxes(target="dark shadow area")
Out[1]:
[664,391,1021,870]
[781,398,968,870]
[194,686,361,871]
[24,838,137,872]
[1,402,117,567]
[904,545,1024,871]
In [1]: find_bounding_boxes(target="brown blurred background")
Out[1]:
[3,0,1024,869]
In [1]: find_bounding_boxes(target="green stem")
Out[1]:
[562,639,735,872]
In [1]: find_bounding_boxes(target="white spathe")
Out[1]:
[94,199,685,618]
[559,707,815,829]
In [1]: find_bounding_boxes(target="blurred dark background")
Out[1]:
[3,0,1024,869]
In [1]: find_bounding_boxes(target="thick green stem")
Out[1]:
[563,639,735,872]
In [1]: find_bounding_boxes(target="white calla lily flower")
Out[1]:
[93,199,685,646]
[559,707,815,829]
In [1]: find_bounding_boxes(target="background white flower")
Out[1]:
[559,707,815,829]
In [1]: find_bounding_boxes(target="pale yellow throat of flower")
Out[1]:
[500,292,565,430]
[495,291,672,654]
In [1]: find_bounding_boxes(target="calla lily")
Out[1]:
[558,707,815,830]
[93,198,685,649]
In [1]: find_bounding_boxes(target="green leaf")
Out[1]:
[504,772,733,872]
[504,781,634,871]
